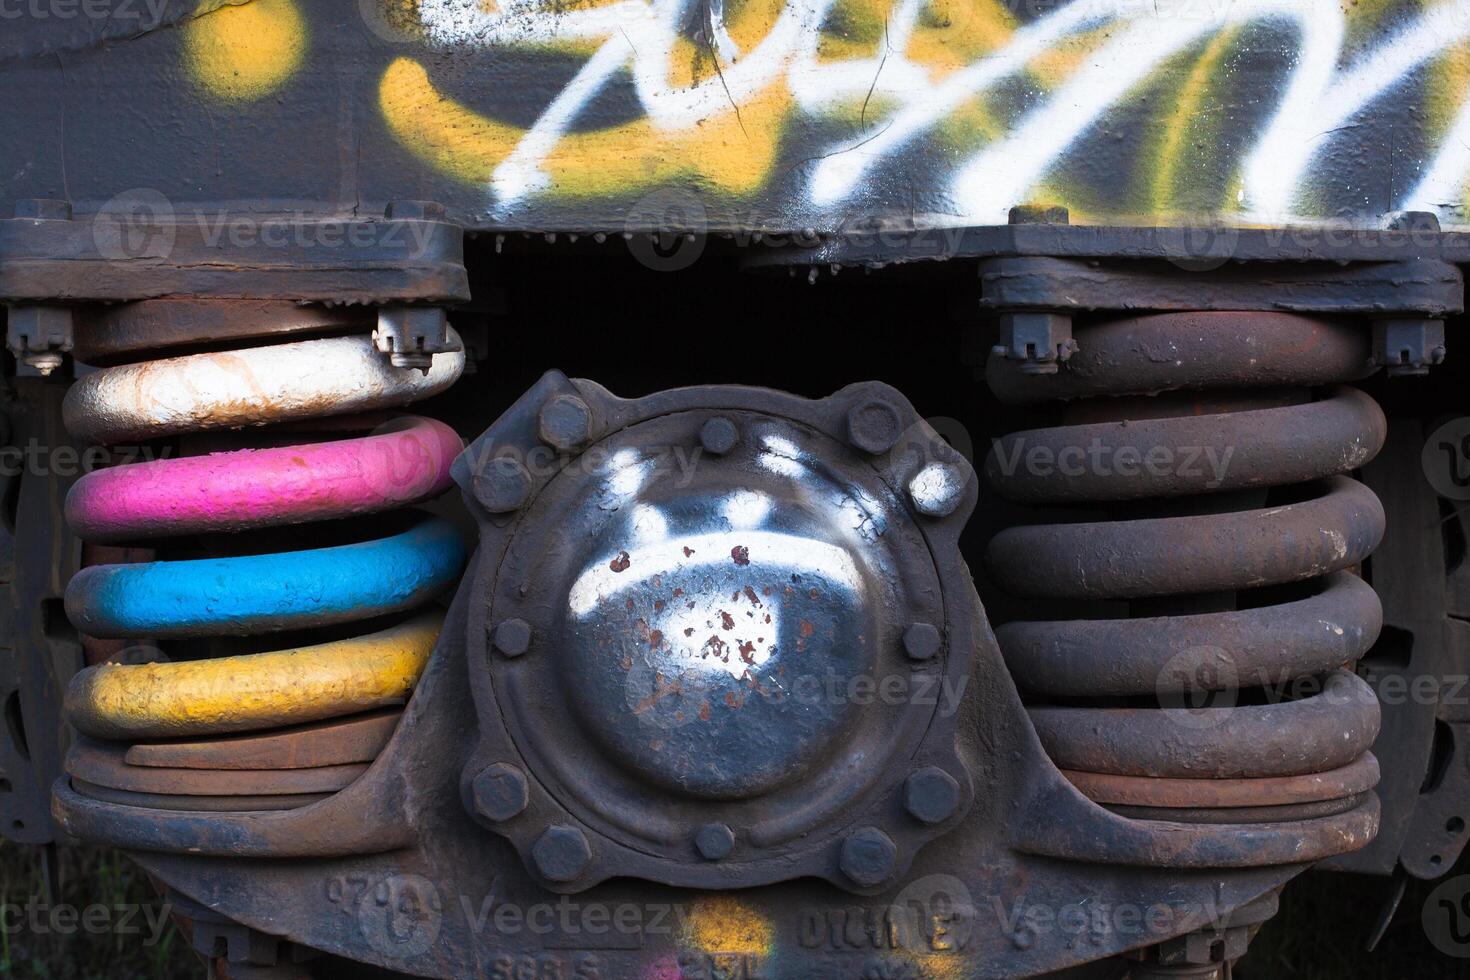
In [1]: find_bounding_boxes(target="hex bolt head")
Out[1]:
[904,767,961,825]
[694,823,735,860]
[538,394,594,453]
[846,399,903,455]
[472,763,529,822]
[473,456,532,513]
[902,622,942,661]
[493,618,533,658]
[699,416,739,456]
[839,827,898,888]
[907,462,966,518]
[532,825,593,882]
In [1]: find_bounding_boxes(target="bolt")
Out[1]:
[472,763,529,822]
[694,823,735,860]
[699,416,739,456]
[846,399,903,455]
[839,828,897,888]
[538,394,594,453]
[473,456,532,513]
[532,825,592,882]
[904,767,961,825]
[907,463,965,518]
[902,623,942,661]
[493,619,533,658]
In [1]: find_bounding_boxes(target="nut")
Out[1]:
[471,763,529,822]
[473,456,532,513]
[538,394,594,453]
[493,619,533,658]
[846,399,903,455]
[903,767,961,825]
[694,823,735,860]
[532,825,593,882]
[699,417,739,456]
[839,827,897,887]
[902,623,942,661]
[907,462,966,518]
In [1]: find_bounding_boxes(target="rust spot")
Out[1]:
[649,629,664,649]
[720,611,735,631]
[609,550,631,572]
[799,620,815,638]
[731,545,750,566]
[683,546,696,557]
[743,586,762,606]
[620,656,633,671]
[654,599,666,612]
[738,641,757,664]
[698,702,712,721]
[684,627,695,637]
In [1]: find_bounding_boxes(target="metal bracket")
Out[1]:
[6,305,73,377]
[1372,317,1447,376]
[373,306,457,371]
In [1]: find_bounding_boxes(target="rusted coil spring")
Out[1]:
[985,312,1386,823]
[59,313,468,811]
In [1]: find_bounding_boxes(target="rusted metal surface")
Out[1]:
[1030,671,1381,779]
[44,371,1346,978]
[68,781,331,814]
[454,373,978,894]
[987,310,1387,822]
[73,300,375,366]
[1062,755,1381,809]
[125,710,401,771]
[989,475,1384,600]
[986,311,1375,406]
[67,740,368,797]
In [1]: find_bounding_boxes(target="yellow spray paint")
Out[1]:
[906,0,1015,78]
[680,895,774,955]
[379,56,793,198]
[1148,27,1244,212]
[183,0,306,102]
[66,609,442,740]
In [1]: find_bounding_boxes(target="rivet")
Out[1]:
[471,763,529,822]
[694,823,735,860]
[846,399,903,455]
[538,394,594,453]
[493,619,533,658]
[473,456,532,513]
[839,827,897,888]
[699,417,739,456]
[902,623,942,661]
[904,767,961,825]
[532,825,592,882]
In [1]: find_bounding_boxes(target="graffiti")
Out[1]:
[368,0,1470,226]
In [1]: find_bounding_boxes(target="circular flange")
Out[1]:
[457,377,977,892]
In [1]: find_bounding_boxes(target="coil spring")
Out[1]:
[985,312,1386,823]
[59,311,468,810]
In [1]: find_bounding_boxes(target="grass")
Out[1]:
[0,841,1466,977]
